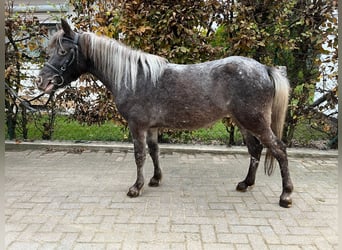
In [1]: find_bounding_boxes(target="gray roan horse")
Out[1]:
[36,19,293,208]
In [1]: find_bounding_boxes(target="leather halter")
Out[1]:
[44,33,80,87]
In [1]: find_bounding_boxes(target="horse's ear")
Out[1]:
[61,19,73,37]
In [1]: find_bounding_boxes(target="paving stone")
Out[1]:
[5,148,338,249]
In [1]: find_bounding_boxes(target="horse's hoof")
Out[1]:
[148,177,161,187]
[236,181,248,192]
[127,186,142,197]
[279,196,292,208]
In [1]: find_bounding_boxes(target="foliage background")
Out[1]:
[5,0,338,148]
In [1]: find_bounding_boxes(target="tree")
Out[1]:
[6,0,337,147]
[212,0,338,145]
[5,1,48,139]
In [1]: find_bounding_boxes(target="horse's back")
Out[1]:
[160,56,274,107]
[163,56,272,88]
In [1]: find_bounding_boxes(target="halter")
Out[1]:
[44,33,80,87]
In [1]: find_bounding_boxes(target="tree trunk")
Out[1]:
[5,99,17,140]
[21,105,28,139]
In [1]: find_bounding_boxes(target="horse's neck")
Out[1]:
[80,33,119,96]
[87,63,118,96]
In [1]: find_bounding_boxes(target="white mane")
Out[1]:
[86,32,168,91]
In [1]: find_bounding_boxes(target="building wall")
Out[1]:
[12,0,69,23]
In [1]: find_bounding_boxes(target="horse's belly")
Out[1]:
[155,103,229,130]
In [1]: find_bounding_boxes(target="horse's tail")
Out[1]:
[264,67,290,176]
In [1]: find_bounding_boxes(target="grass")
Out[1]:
[26,116,130,142]
[159,122,243,145]
[292,120,330,145]
[11,115,238,145]
[8,115,330,147]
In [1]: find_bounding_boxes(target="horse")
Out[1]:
[36,19,293,208]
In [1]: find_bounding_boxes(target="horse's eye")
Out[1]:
[58,49,67,56]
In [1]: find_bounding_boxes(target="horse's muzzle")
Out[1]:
[35,76,55,94]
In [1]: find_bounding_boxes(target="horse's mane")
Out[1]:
[83,32,168,91]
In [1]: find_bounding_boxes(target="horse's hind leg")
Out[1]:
[236,132,263,192]
[260,131,293,208]
[147,128,162,187]
[233,115,293,207]
[127,125,147,197]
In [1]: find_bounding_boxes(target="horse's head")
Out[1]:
[36,19,86,94]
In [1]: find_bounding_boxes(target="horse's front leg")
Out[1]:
[147,128,162,187]
[127,126,147,197]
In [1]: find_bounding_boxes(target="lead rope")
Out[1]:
[5,82,53,112]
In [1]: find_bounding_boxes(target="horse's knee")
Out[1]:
[134,151,146,166]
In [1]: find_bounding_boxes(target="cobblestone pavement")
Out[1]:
[5,148,338,250]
